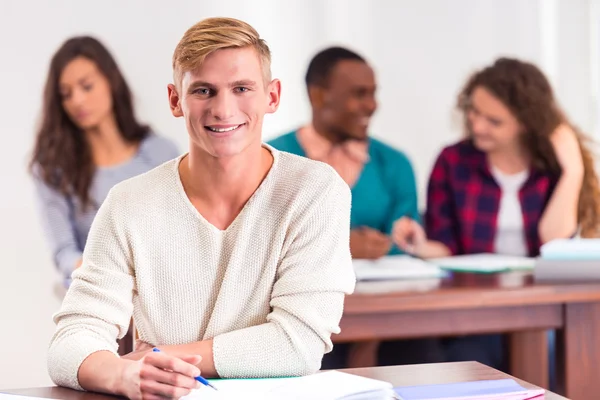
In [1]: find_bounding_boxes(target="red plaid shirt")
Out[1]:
[425,140,558,257]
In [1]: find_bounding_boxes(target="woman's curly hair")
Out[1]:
[457,57,600,237]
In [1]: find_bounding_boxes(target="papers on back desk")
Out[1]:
[353,255,446,281]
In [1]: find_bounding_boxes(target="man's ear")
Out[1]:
[308,85,325,109]
[265,79,281,114]
[167,84,183,117]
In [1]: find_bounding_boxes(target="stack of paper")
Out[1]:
[428,254,536,274]
[540,238,600,260]
[183,371,395,400]
[394,379,544,399]
[536,238,600,281]
[353,255,445,281]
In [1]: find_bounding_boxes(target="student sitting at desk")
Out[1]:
[393,57,600,370]
[394,58,600,263]
[30,36,179,289]
[47,18,355,399]
[268,46,444,369]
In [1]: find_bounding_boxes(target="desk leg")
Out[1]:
[347,341,380,368]
[559,302,600,400]
[508,330,549,389]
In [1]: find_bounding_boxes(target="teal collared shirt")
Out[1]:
[268,130,420,255]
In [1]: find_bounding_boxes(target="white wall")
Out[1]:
[588,0,600,138]
[0,0,595,389]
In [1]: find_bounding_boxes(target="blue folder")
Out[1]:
[394,379,541,399]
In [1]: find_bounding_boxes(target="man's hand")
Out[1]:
[121,340,155,361]
[118,351,202,400]
[350,227,392,259]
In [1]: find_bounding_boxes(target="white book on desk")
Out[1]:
[540,238,600,260]
[353,255,445,281]
[182,371,396,400]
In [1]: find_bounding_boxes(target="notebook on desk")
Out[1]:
[353,255,445,281]
[394,379,544,400]
[182,371,396,400]
[428,254,536,274]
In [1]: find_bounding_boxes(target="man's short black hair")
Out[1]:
[305,46,366,88]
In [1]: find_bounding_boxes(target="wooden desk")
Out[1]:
[5,361,566,399]
[336,271,600,400]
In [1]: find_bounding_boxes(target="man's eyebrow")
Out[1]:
[186,80,258,92]
[187,81,215,92]
[230,80,257,87]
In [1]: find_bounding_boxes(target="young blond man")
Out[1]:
[48,17,355,399]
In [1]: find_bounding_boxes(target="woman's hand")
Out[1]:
[550,124,584,178]
[392,217,426,255]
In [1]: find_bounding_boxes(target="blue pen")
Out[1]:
[152,348,218,391]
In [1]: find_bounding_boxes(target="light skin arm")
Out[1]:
[392,217,451,259]
[79,350,202,399]
[122,339,217,378]
[78,352,123,394]
[413,240,451,259]
[538,124,584,243]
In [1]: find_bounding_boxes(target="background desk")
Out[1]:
[337,271,600,400]
[6,361,565,400]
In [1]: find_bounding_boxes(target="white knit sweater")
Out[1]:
[47,147,355,390]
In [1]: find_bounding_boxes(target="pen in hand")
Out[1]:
[152,347,218,391]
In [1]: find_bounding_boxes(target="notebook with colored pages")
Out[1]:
[394,378,544,400]
[181,370,396,399]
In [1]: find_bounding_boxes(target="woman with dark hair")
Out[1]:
[393,57,600,371]
[31,36,179,287]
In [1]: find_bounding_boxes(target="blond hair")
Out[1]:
[172,17,272,87]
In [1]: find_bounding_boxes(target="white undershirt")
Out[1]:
[491,166,529,256]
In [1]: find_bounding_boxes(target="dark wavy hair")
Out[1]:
[458,57,600,237]
[29,36,149,208]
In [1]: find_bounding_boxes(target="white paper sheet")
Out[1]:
[353,255,445,281]
[182,371,394,400]
[0,394,60,400]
